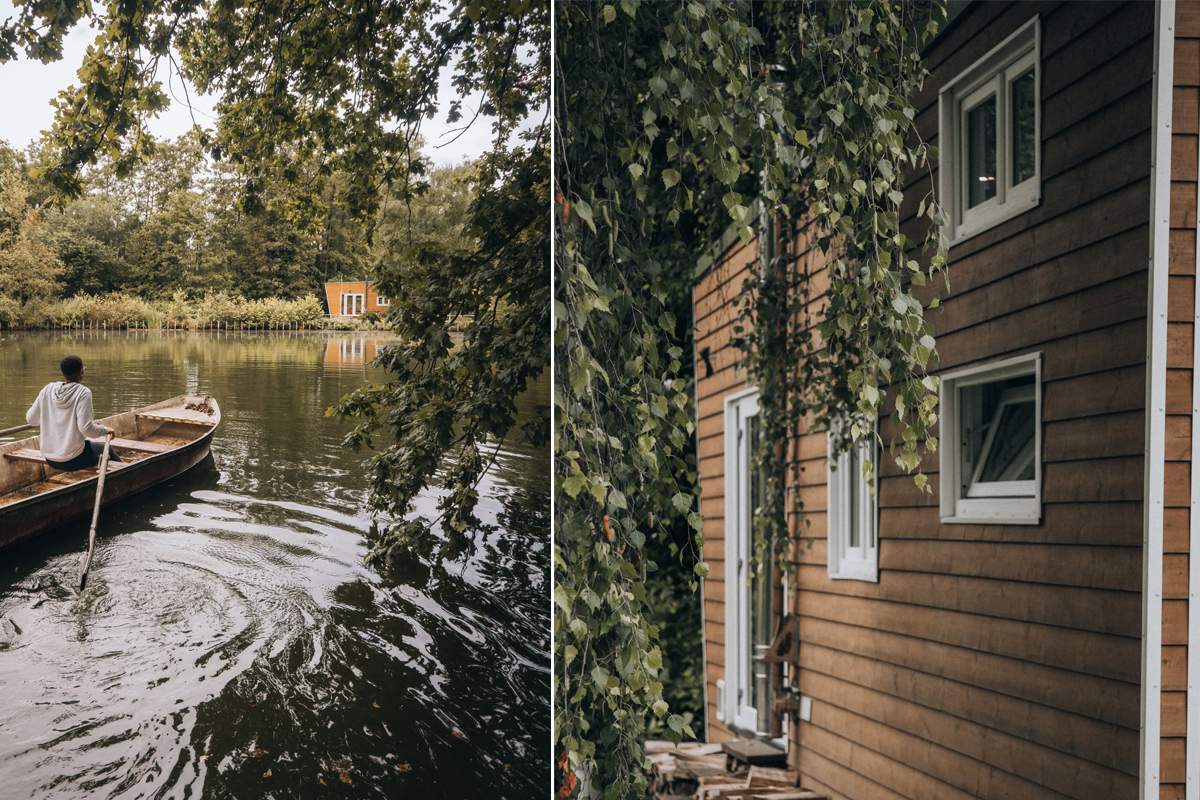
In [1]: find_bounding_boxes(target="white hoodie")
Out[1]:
[24,382,112,461]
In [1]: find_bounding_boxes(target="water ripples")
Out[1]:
[0,332,548,799]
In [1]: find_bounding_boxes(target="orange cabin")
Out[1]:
[323,280,390,317]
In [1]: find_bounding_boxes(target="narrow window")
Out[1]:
[827,431,877,582]
[1010,68,1037,185]
[940,353,1042,524]
[966,94,997,208]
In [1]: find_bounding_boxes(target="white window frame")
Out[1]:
[721,387,771,734]
[340,292,365,316]
[826,433,878,582]
[939,16,1041,244]
[939,352,1042,525]
[376,293,389,306]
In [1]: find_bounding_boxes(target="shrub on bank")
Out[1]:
[0,292,341,331]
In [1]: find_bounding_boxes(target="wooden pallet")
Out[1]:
[647,741,826,800]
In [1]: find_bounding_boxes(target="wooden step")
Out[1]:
[137,409,216,426]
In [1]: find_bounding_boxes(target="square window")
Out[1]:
[827,431,877,581]
[939,17,1040,243]
[939,353,1042,524]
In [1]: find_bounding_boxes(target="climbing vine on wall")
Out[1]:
[556,0,946,797]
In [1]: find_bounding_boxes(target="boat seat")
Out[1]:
[3,439,164,465]
[137,409,216,426]
[3,448,48,464]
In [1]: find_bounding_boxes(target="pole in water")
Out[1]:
[79,435,113,591]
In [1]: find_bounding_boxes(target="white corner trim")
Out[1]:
[1188,18,1200,799]
[1143,2,1174,797]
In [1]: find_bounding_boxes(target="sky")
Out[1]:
[0,1,498,167]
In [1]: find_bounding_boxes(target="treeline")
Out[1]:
[0,292,356,331]
[0,131,476,326]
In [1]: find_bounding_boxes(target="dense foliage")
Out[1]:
[0,291,335,331]
[556,0,945,795]
[0,1,548,563]
[0,135,480,316]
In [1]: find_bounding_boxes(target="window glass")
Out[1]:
[846,446,860,549]
[745,413,772,734]
[959,373,1036,496]
[979,402,1036,482]
[966,95,997,208]
[1011,69,1036,185]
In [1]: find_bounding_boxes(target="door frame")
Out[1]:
[722,386,766,734]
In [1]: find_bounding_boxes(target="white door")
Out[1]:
[723,389,772,735]
[340,293,364,316]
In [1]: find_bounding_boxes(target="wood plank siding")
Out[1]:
[692,3,1154,799]
[1164,4,1199,797]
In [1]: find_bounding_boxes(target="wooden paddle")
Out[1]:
[79,434,114,591]
[0,423,36,437]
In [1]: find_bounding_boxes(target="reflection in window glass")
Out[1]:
[979,401,1036,481]
[967,95,997,208]
[1011,70,1036,185]
[959,373,1036,496]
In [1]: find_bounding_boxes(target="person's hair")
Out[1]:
[60,355,84,379]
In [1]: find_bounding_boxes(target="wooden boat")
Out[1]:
[0,394,220,549]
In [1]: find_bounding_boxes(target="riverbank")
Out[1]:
[0,293,385,332]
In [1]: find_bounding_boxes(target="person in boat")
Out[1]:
[24,355,122,471]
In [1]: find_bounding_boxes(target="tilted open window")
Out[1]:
[939,353,1042,524]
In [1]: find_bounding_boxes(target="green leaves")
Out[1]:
[556,0,947,796]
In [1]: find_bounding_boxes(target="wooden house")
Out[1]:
[691,2,1200,797]
[322,279,390,318]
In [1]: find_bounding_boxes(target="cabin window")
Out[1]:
[939,353,1042,524]
[826,431,877,582]
[340,292,365,316]
[721,388,774,736]
[939,16,1040,243]
[377,294,389,306]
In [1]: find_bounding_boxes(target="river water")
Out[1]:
[0,330,549,799]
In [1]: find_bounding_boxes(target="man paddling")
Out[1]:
[24,356,121,470]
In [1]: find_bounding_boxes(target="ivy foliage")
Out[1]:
[555,1,945,796]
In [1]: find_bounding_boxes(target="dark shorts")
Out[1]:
[46,439,122,471]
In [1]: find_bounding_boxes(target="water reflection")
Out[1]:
[0,331,549,799]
